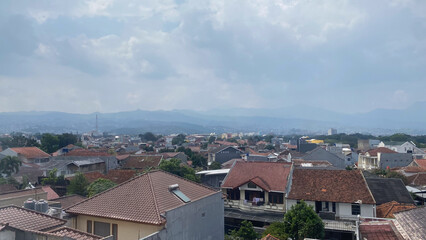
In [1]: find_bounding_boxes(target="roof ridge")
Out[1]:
[0,205,67,223]
[147,172,163,224]
[360,170,376,204]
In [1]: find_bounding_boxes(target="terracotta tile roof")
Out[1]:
[121,155,163,169]
[104,169,137,184]
[401,166,425,173]
[292,159,332,166]
[65,149,110,157]
[407,172,426,186]
[10,147,50,159]
[221,162,292,192]
[188,146,201,153]
[116,154,130,161]
[360,221,403,240]
[66,170,218,225]
[0,187,45,199]
[51,195,87,209]
[0,205,66,231]
[414,159,426,169]
[376,201,417,218]
[215,141,238,146]
[41,186,60,200]
[261,234,281,240]
[367,147,397,157]
[288,169,375,204]
[48,226,105,240]
[84,172,106,183]
[0,184,17,193]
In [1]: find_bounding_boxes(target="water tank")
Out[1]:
[35,199,49,213]
[24,198,36,210]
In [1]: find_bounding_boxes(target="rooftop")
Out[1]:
[376,201,416,218]
[366,147,397,157]
[394,206,426,239]
[48,226,106,240]
[288,169,375,204]
[10,147,50,159]
[66,170,218,225]
[360,221,403,240]
[365,178,414,205]
[121,155,163,169]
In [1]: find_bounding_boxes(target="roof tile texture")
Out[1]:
[288,169,375,204]
[221,162,292,192]
[66,170,218,225]
[0,206,66,231]
[49,226,104,240]
[367,147,397,157]
[10,147,50,159]
[121,155,163,169]
[360,222,402,240]
[376,201,416,218]
[51,194,87,209]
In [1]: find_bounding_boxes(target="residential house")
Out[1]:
[365,178,414,205]
[41,156,117,177]
[375,201,416,218]
[358,147,413,170]
[379,141,426,156]
[287,169,376,220]
[120,155,163,170]
[196,169,230,189]
[1,147,50,164]
[301,147,347,169]
[221,162,292,229]
[66,170,224,240]
[357,139,381,152]
[208,146,244,165]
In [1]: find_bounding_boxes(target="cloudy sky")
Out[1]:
[0,0,425,114]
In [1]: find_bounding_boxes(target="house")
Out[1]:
[0,205,109,240]
[196,169,230,189]
[365,178,414,205]
[379,141,426,156]
[287,169,376,220]
[1,147,50,164]
[358,147,413,170]
[120,155,163,170]
[221,162,292,229]
[375,201,416,218]
[41,156,117,177]
[208,146,244,165]
[301,147,347,169]
[358,220,404,240]
[66,170,224,240]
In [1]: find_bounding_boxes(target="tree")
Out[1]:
[228,220,259,240]
[41,133,59,153]
[87,178,116,197]
[192,154,207,168]
[0,156,22,176]
[262,222,288,240]
[139,132,158,142]
[67,172,89,196]
[159,158,200,182]
[172,134,186,146]
[58,133,78,149]
[209,161,222,170]
[208,136,216,144]
[265,144,275,150]
[42,169,67,186]
[283,201,324,240]
[0,176,20,189]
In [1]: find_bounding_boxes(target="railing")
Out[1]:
[225,199,284,212]
[323,219,356,232]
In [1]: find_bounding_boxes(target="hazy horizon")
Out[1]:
[1,0,426,114]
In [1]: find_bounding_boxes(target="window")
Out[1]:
[112,224,118,240]
[227,189,240,200]
[332,202,336,213]
[351,204,361,215]
[247,182,257,188]
[94,221,110,237]
[87,220,92,233]
[268,192,283,204]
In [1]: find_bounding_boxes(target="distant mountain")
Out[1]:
[1,102,426,135]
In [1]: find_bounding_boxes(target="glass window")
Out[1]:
[87,220,92,233]
[112,224,118,240]
[247,182,257,188]
[268,192,283,204]
[94,221,110,237]
[227,189,240,200]
[351,204,361,215]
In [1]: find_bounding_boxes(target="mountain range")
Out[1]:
[1,102,426,135]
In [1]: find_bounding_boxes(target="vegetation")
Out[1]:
[263,201,324,240]
[208,136,216,144]
[172,134,186,146]
[41,169,67,186]
[159,158,200,182]
[371,169,408,185]
[209,161,222,170]
[67,172,89,196]
[139,132,160,142]
[176,146,207,168]
[41,133,78,153]
[0,134,40,149]
[0,156,22,176]
[0,176,20,189]
[87,178,116,197]
[265,144,275,150]
[226,220,259,240]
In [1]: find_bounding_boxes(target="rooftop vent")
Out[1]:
[168,184,191,203]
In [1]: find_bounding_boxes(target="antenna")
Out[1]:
[96,114,98,133]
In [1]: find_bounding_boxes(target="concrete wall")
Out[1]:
[144,192,224,240]
[74,215,163,240]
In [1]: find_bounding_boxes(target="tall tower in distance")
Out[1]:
[96,114,98,133]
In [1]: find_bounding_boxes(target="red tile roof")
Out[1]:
[48,226,105,240]
[65,149,110,157]
[0,206,66,231]
[121,155,163,169]
[104,169,137,184]
[51,195,87,209]
[288,169,375,204]
[215,141,238,146]
[261,234,281,240]
[66,170,218,225]
[10,147,50,159]
[376,201,416,218]
[367,147,397,157]
[41,186,60,200]
[360,221,403,240]
[414,159,426,169]
[221,162,292,192]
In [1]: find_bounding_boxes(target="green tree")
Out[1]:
[283,201,324,240]
[87,178,116,197]
[265,144,275,150]
[209,161,222,170]
[228,220,259,240]
[41,133,60,153]
[41,169,67,186]
[191,154,207,168]
[67,172,89,196]
[172,134,186,146]
[139,132,158,142]
[208,136,216,144]
[0,156,22,176]
[262,222,288,240]
[0,176,20,189]
[159,158,200,182]
[58,133,78,149]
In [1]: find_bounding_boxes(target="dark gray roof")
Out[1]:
[365,178,415,205]
[394,207,426,239]
[302,147,345,169]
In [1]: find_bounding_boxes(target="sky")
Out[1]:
[0,0,425,114]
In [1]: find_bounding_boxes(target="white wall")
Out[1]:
[0,230,15,240]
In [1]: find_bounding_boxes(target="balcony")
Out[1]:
[225,199,284,212]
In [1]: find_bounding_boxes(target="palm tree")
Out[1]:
[0,156,22,177]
